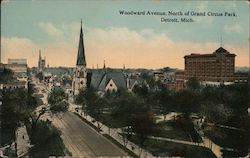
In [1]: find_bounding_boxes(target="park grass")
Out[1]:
[97,113,202,143]
[128,136,216,158]
[97,113,128,128]
[152,121,191,141]
[203,125,249,157]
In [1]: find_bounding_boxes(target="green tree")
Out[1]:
[0,68,15,83]
[29,120,70,157]
[133,84,149,97]
[200,102,232,124]
[48,87,69,114]
[1,89,32,157]
[36,72,43,81]
[76,87,105,130]
[155,85,174,116]
[111,91,140,146]
[131,108,154,156]
[186,77,201,92]
[174,89,200,117]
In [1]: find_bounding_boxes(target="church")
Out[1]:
[72,21,128,95]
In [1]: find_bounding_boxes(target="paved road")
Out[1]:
[32,77,128,157]
[53,112,128,157]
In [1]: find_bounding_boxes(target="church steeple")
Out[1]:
[39,49,42,60]
[76,20,86,66]
[72,20,88,95]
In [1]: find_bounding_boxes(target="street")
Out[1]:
[53,112,128,157]
[32,77,128,157]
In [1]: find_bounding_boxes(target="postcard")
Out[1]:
[0,1,249,158]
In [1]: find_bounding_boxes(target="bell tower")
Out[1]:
[72,20,87,95]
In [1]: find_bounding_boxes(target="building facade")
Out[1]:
[38,50,46,73]
[2,58,28,89]
[72,21,87,95]
[184,47,236,85]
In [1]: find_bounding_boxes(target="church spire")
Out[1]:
[103,60,106,69]
[39,49,42,60]
[76,20,86,66]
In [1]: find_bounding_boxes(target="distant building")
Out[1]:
[72,21,88,95]
[89,69,127,93]
[38,50,46,73]
[234,72,248,83]
[153,70,175,84]
[8,59,27,65]
[165,71,184,91]
[42,67,73,92]
[7,58,27,71]
[175,71,185,90]
[5,58,28,89]
[1,81,27,89]
[184,47,236,85]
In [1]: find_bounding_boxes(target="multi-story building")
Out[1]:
[0,58,28,89]
[7,59,28,75]
[38,50,46,73]
[184,47,236,85]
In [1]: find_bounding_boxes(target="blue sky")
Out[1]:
[1,0,249,68]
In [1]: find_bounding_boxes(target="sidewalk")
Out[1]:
[193,119,223,158]
[70,103,154,158]
[155,112,179,123]
[16,125,33,157]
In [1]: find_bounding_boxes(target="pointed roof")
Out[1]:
[39,49,42,60]
[76,20,86,66]
[214,47,229,54]
[90,70,127,91]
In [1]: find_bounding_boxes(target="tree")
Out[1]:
[29,87,69,136]
[200,102,232,125]
[174,89,199,117]
[0,68,15,83]
[48,87,69,114]
[141,73,156,89]
[1,89,32,157]
[155,85,174,115]
[133,84,149,97]
[131,108,154,156]
[76,87,105,130]
[29,120,70,157]
[36,72,43,81]
[186,77,201,92]
[111,91,139,146]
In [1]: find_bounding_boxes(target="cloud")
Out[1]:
[224,24,242,34]
[39,22,63,37]
[84,27,248,68]
[2,26,249,69]
[1,37,39,66]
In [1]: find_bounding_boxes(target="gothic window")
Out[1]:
[81,81,83,85]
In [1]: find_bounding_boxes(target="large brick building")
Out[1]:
[184,47,236,85]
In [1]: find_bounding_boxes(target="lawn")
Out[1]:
[204,125,249,157]
[129,136,216,158]
[95,113,128,128]
[153,120,202,143]
[152,121,191,141]
[96,113,202,143]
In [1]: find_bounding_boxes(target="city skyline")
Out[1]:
[1,0,249,69]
